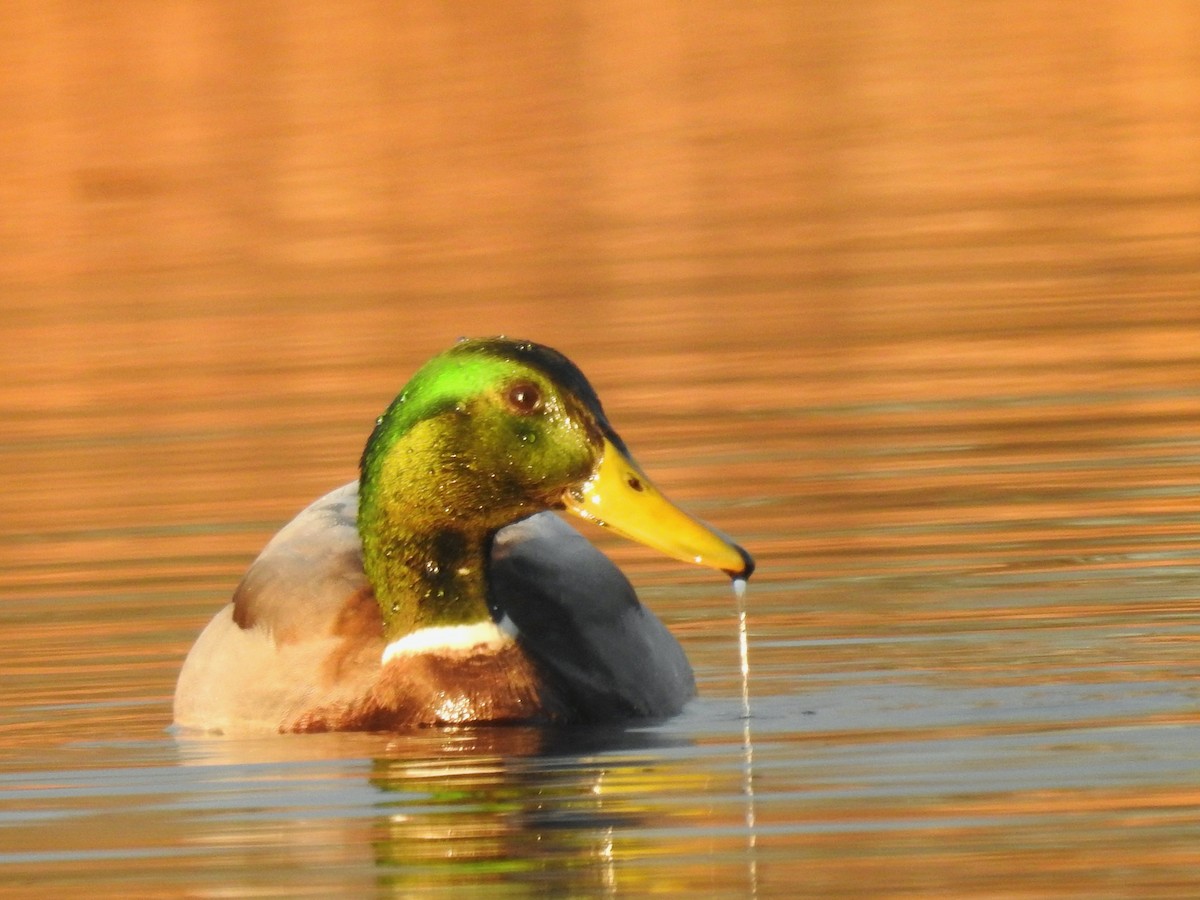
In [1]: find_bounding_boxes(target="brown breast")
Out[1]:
[285,641,572,733]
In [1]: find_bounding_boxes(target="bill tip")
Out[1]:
[725,544,755,581]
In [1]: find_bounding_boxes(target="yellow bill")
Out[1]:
[563,437,754,579]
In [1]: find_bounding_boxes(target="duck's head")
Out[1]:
[359,337,753,635]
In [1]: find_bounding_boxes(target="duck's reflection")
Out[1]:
[175,722,703,896]
[367,724,698,895]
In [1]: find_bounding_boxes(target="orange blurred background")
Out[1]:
[3,2,1197,309]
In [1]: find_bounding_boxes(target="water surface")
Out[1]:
[3,3,1200,897]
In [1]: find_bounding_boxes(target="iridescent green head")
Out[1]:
[360,338,614,534]
[358,337,752,638]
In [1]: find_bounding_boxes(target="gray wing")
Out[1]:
[231,481,374,642]
[488,512,696,720]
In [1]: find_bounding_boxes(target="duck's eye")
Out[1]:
[506,381,543,415]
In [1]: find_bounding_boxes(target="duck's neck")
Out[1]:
[358,400,532,641]
[358,417,502,640]
[360,519,494,640]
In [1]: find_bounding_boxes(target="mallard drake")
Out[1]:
[174,338,753,734]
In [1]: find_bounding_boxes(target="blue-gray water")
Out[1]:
[3,3,1200,896]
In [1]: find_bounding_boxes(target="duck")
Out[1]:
[174,337,753,734]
